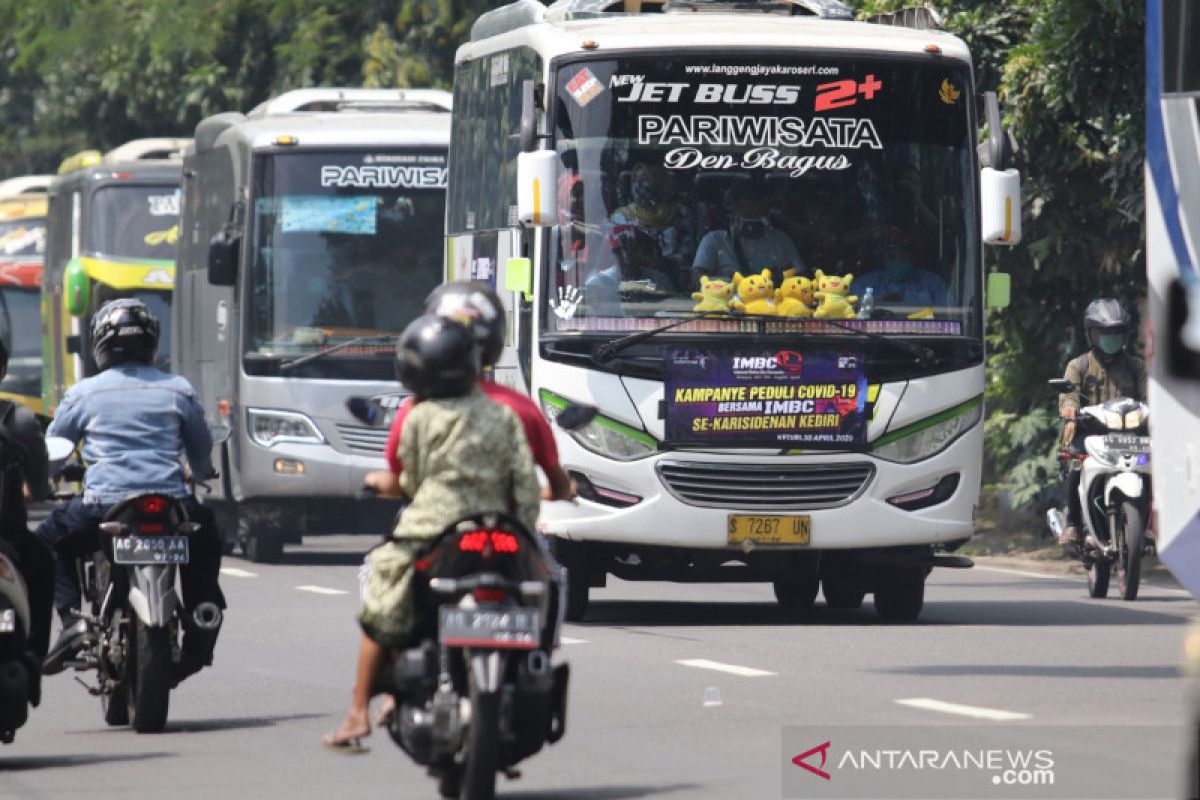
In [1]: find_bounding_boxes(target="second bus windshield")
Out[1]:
[247,150,446,363]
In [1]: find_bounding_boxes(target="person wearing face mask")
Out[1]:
[691,182,803,283]
[854,227,951,309]
[1055,299,1145,550]
[610,162,695,276]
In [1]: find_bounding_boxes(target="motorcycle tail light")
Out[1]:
[473,587,507,603]
[139,523,165,534]
[458,530,521,554]
[137,496,169,515]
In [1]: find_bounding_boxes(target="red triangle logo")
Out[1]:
[792,740,832,781]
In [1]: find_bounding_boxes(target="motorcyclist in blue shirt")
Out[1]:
[37,298,225,681]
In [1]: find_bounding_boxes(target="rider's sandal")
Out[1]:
[322,731,369,754]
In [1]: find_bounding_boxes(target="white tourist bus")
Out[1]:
[1145,0,1200,596]
[447,0,1020,621]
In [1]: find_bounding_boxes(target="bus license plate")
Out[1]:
[113,536,190,565]
[0,608,14,633]
[439,607,540,650]
[727,515,811,545]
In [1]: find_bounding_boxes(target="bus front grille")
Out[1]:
[655,460,875,510]
[335,423,390,455]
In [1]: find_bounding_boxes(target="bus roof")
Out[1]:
[199,109,452,154]
[460,1,969,63]
[0,175,54,198]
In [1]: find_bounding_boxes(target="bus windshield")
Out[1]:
[0,286,41,397]
[549,54,978,338]
[246,150,446,367]
[88,184,180,260]
[0,217,46,257]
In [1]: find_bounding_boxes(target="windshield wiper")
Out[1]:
[815,317,938,367]
[592,311,754,364]
[278,335,397,373]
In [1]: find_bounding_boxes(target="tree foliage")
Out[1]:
[854,1,1145,516]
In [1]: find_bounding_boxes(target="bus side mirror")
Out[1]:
[516,151,557,227]
[64,258,90,317]
[1168,278,1200,380]
[208,226,239,287]
[979,91,1022,246]
[985,272,1010,309]
[519,80,538,153]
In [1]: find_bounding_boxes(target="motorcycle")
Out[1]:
[47,435,224,733]
[1045,382,1153,600]
[346,396,595,800]
[0,541,35,744]
[0,435,75,743]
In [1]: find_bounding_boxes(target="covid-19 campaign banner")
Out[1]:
[664,348,867,449]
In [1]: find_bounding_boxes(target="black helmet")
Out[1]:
[425,281,506,367]
[394,314,480,399]
[1083,298,1130,359]
[91,298,159,371]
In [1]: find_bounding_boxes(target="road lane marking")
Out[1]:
[220,567,258,578]
[296,585,348,595]
[676,659,776,677]
[560,637,588,645]
[976,566,1194,598]
[896,697,1030,721]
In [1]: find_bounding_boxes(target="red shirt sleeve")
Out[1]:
[482,382,560,474]
[383,398,415,475]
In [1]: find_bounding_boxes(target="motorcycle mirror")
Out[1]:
[556,404,598,432]
[45,436,75,467]
[209,424,232,445]
[346,396,385,427]
[1047,378,1075,394]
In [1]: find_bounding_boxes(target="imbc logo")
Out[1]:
[792,740,832,781]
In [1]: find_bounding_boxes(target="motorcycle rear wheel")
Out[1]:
[1119,501,1145,601]
[128,619,172,733]
[462,680,500,800]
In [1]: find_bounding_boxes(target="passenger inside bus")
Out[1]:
[855,226,951,309]
[583,225,676,315]
[691,181,804,284]
[609,162,696,279]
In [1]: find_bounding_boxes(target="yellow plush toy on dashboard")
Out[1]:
[692,275,734,313]
[774,269,814,318]
[730,268,777,315]
[812,269,858,319]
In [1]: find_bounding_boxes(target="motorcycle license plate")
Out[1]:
[727,514,811,545]
[439,607,540,650]
[0,608,14,633]
[1104,434,1150,454]
[113,535,189,565]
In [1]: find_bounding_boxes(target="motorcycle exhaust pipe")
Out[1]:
[192,602,223,631]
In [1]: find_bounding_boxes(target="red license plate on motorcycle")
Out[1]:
[113,535,189,565]
[438,607,540,650]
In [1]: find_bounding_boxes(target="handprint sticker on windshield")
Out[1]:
[550,286,583,320]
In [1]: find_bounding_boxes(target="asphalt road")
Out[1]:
[2,535,1196,800]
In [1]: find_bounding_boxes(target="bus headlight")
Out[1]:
[540,391,656,461]
[872,398,982,464]
[247,408,326,448]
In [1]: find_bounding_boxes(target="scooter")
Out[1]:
[0,541,36,743]
[1046,381,1152,600]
